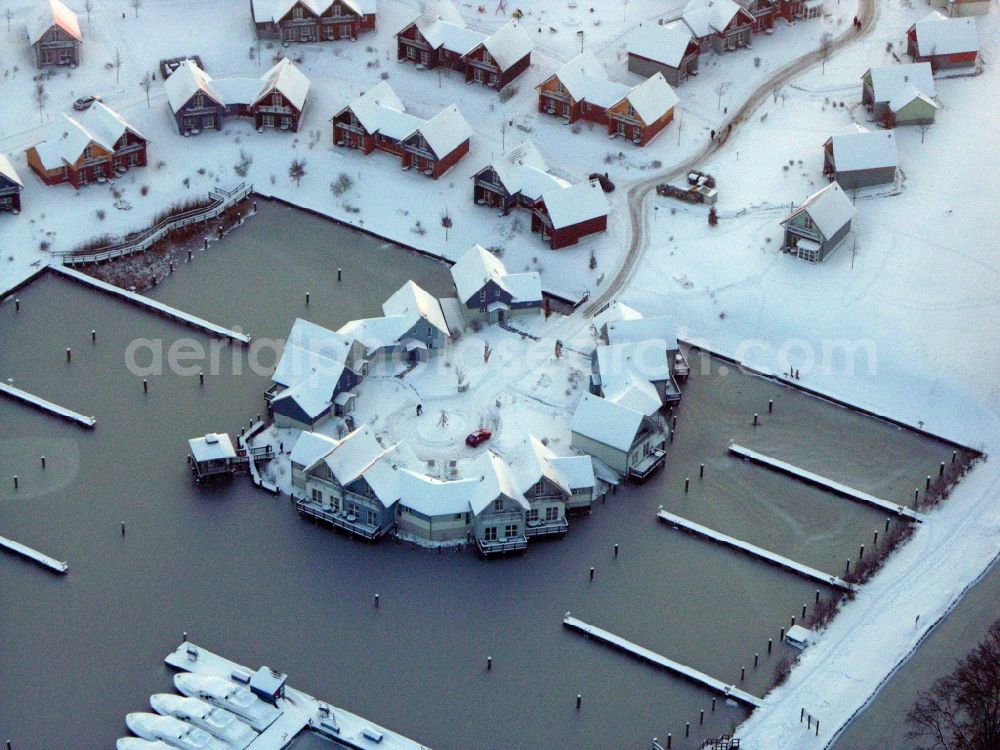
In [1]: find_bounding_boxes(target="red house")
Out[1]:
[396,1,533,90]
[907,12,979,71]
[26,102,147,188]
[533,179,609,250]
[250,0,375,42]
[332,82,472,179]
[537,53,678,147]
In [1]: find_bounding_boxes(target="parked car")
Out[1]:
[465,429,492,447]
[73,95,102,111]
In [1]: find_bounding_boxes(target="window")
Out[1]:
[556,81,564,94]
[493,498,503,512]
[333,2,341,13]
[263,114,275,128]
[526,509,539,522]
[484,526,498,542]
[504,523,518,538]
[367,509,379,526]
[534,480,545,495]
[311,488,322,503]
[340,24,351,36]
[193,93,204,108]
[273,93,283,106]
[292,6,303,19]
[479,290,486,303]
[83,145,94,160]
[803,215,814,230]
[545,506,559,522]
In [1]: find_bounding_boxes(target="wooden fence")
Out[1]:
[55,183,252,266]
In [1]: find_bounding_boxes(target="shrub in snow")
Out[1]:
[411,220,427,236]
[708,207,718,226]
[498,84,518,103]
[140,185,149,196]
[330,172,353,196]
[96,209,105,220]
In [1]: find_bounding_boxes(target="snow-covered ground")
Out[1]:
[3,0,1000,748]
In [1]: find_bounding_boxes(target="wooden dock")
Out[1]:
[656,510,854,591]
[0,381,96,428]
[562,616,763,708]
[0,535,68,573]
[49,265,252,343]
[164,642,432,749]
[728,444,922,521]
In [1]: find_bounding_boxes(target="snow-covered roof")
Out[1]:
[782,182,856,240]
[318,425,385,486]
[410,0,482,53]
[628,22,695,67]
[593,301,643,335]
[337,316,413,352]
[550,52,631,109]
[164,60,223,113]
[606,317,679,349]
[595,340,670,414]
[571,393,645,453]
[289,431,338,468]
[188,433,237,462]
[482,20,534,72]
[0,152,23,187]
[399,470,478,516]
[540,179,609,230]
[468,451,529,515]
[256,0,372,23]
[520,435,596,497]
[255,58,311,111]
[865,63,936,104]
[31,103,144,171]
[272,372,335,420]
[451,244,542,305]
[826,128,898,173]
[889,86,940,115]
[911,11,978,56]
[478,141,569,201]
[605,377,662,416]
[549,454,595,492]
[412,105,472,159]
[286,318,355,364]
[709,0,746,32]
[339,81,424,142]
[680,5,715,38]
[620,72,678,125]
[382,280,450,337]
[29,0,81,45]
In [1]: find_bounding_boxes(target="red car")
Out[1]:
[465,429,492,447]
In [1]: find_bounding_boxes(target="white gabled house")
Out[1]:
[571,393,668,481]
[289,431,338,491]
[450,244,542,324]
[780,182,856,263]
[592,340,677,412]
[467,451,531,555]
[395,471,478,545]
[339,280,450,363]
[519,437,596,532]
[604,315,691,384]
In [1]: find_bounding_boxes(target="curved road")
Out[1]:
[582,0,878,318]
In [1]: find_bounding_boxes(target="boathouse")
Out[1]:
[627,22,700,87]
[450,244,542,324]
[29,0,81,68]
[822,128,898,190]
[780,181,856,263]
[188,433,241,481]
[570,393,668,481]
[250,0,376,42]
[0,153,23,213]
[907,12,979,71]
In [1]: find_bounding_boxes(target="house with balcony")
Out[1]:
[627,22,701,87]
[250,0,376,42]
[736,0,778,31]
[29,0,81,68]
[518,436,596,535]
[332,82,472,178]
[907,12,979,71]
[571,394,668,481]
[297,426,415,541]
[0,153,23,213]
[780,181,856,263]
[822,127,898,190]
[164,58,310,135]
[26,102,148,188]
[289,431,338,491]
[468,451,530,555]
[450,244,542,324]
[396,2,533,90]
[861,63,939,127]
[679,0,755,54]
[604,315,691,384]
[592,340,678,413]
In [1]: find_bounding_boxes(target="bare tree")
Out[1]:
[34,82,47,122]
[906,618,1000,750]
[129,0,142,18]
[5,7,13,31]
[820,32,834,75]
[83,0,93,22]
[140,71,152,107]
[288,158,307,186]
[113,48,122,84]
[714,81,732,111]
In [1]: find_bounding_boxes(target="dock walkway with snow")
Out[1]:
[0,535,69,573]
[562,616,763,708]
[656,510,854,591]
[164,642,431,750]
[728,444,922,521]
[49,264,252,343]
[0,380,96,428]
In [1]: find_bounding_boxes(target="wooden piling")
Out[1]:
[576,694,581,710]
[859,544,865,561]
[768,399,773,413]
[767,638,772,653]
[91,330,96,342]
[684,477,689,492]
[699,709,704,724]
[66,348,71,362]
[41,456,46,469]
[614,544,619,558]
[487,656,492,671]
[15,298,20,312]
[589,567,594,581]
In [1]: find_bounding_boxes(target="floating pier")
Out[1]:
[0,380,96,428]
[49,265,251,343]
[562,616,763,708]
[163,642,431,749]
[728,444,921,521]
[0,535,69,573]
[656,510,854,591]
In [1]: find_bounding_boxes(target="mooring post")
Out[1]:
[952,450,957,464]
[926,475,931,490]
[685,723,690,738]
[306,292,310,305]
[808,715,812,730]
[684,477,689,493]
[699,463,704,478]
[13,476,18,490]
[121,521,125,536]
[699,709,704,725]
[780,627,785,641]
[859,544,865,561]
[15,298,20,312]
[375,594,379,608]
[740,666,745,681]
[914,489,919,503]
[614,544,619,558]
[845,559,851,575]
[589,567,594,581]
[143,379,148,393]
[666,734,671,749]
[754,653,759,668]
[91,329,96,343]
[669,431,674,444]
[487,656,492,671]
[182,631,187,643]
[66,348,71,362]
[885,517,891,533]
[711,697,716,712]
[873,531,879,546]
[753,413,758,426]
[338,268,342,282]
[767,638,772,653]
[204,238,209,251]
[816,720,819,736]
[790,616,795,628]
[768,399,773,413]
[800,707,804,723]
[672,415,677,429]
[199,372,205,385]
[576,694,581,710]
[41,456,46,469]
[801,604,807,620]
[815,589,820,604]
[187,249,192,261]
